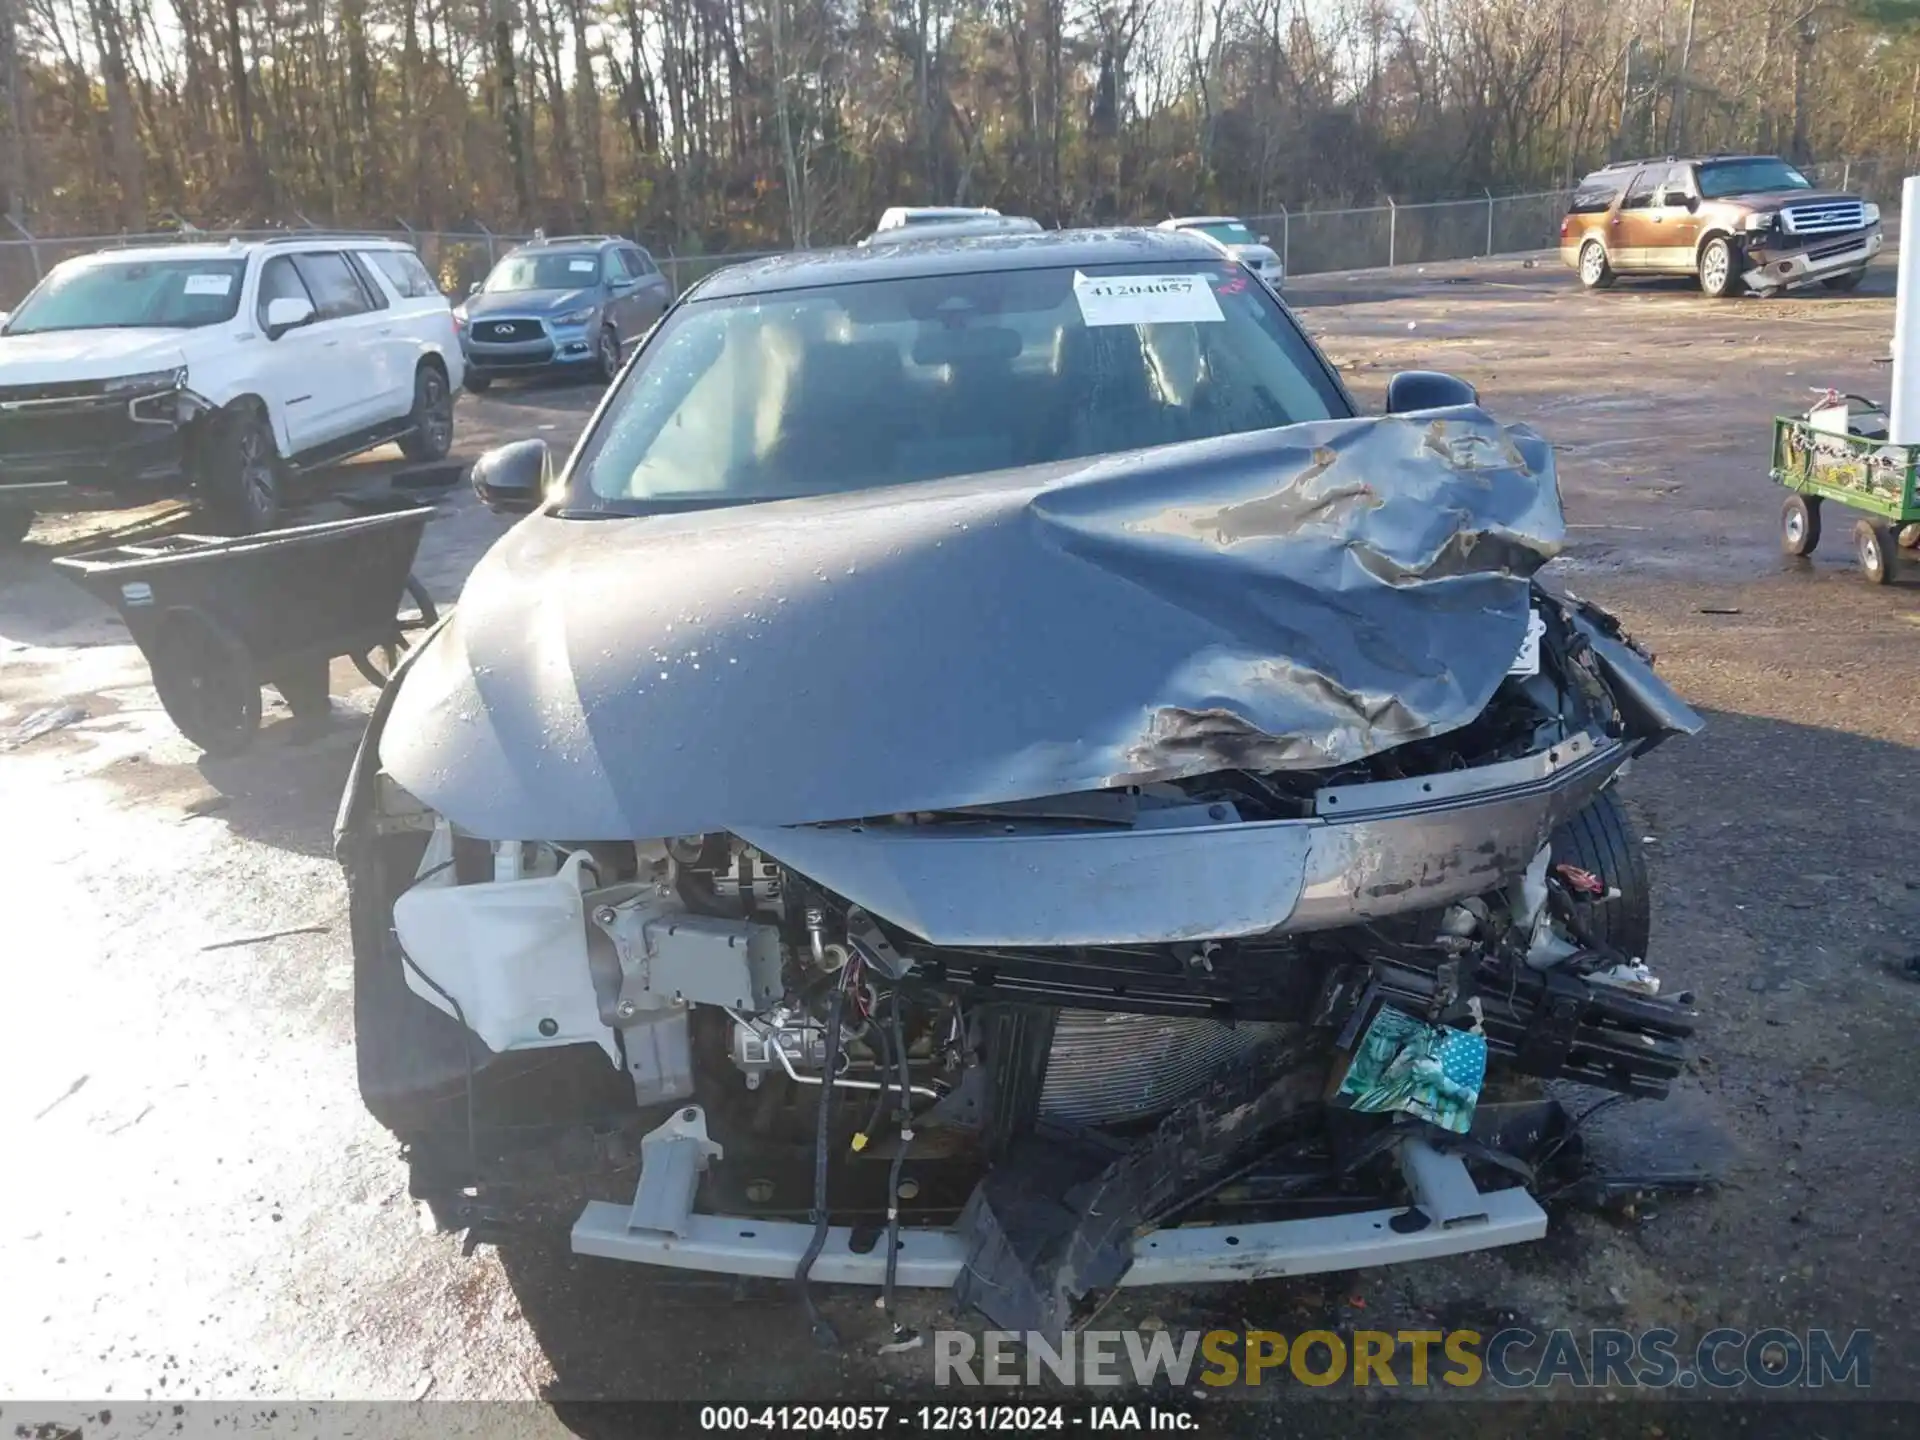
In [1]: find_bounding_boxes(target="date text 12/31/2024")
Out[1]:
[699,1406,1199,1432]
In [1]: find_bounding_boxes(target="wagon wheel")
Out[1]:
[1855,519,1898,586]
[1781,494,1821,556]
[148,607,262,756]
[351,575,440,688]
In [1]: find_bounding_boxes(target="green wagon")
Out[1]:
[1771,394,1920,583]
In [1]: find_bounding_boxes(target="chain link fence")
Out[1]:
[1243,189,1574,277]
[0,199,1571,311]
[0,160,1905,308]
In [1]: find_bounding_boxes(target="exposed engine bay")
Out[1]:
[339,571,1702,1338]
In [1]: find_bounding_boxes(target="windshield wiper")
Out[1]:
[553,496,767,519]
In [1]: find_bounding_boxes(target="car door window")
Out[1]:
[367,249,444,298]
[1620,170,1658,210]
[345,252,392,310]
[1570,173,1625,214]
[291,252,374,321]
[625,247,658,278]
[604,249,632,283]
[255,255,314,328]
[1655,164,1695,207]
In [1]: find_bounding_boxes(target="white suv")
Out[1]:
[1155,216,1285,289]
[0,235,464,544]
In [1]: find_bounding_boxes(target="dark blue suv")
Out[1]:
[454,235,672,390]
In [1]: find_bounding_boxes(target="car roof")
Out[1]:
[57,236,417,265]
[864,215,1043,246]
[882,205,999,220]
[512,238,620,254]
[1595,153,1781,173]
[693,227,1225,299]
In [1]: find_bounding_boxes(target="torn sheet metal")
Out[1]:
[381,409,1563,841]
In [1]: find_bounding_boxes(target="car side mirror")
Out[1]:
[263,296,315,339]
[1259,234,1271,244]
[468,281,482,296]
[1682,194,1700,211]
[1385,370,1479,415]
[471,438,551,515]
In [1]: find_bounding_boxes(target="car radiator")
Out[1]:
[1038,1009,1290,1126]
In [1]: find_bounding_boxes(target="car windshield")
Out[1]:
[1191,221,1258,245]
[1697,159,1813,198]
[484,252,601,292]
[3,257,246,334]
[568,260,1350,510]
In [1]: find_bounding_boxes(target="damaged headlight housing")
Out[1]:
[116,368,206,426]
[103,366,186,396]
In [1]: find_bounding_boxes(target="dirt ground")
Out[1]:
[3,251,1919,1420]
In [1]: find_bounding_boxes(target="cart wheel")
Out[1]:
[351,575,440,688]
[149,608,261,756]
[1781,494,1822,556]
[1855,519,1898,585]
[272,659,333,719]
[1898,523,1920,550]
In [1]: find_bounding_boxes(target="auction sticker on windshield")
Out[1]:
[183,273,234,296]
[1073,271,1224,327]
[570,258,596,273]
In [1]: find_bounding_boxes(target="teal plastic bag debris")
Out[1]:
[1336,1005,1488,1134]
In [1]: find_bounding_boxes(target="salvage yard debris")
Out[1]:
[200,922,332,951]
[3,703,87,750]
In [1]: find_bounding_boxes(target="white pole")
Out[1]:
[1890,175,1920,443]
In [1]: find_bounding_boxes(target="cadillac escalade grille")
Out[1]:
[1781,200,1867,236]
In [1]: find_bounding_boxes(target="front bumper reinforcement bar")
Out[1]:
[569,1106,1547,1287]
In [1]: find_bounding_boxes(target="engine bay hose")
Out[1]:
[794,971,847,1348]
[882,987,915,1341]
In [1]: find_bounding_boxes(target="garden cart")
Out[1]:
[53,499,438,756]
[1771,391,1920,584]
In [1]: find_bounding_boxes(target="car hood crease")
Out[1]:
[380,406,1564,841]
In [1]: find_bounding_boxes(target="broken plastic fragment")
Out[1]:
[1588,960,1661,996]
[1336,1006,1487,1135]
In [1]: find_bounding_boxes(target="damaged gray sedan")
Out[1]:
[336,229,1701,1339]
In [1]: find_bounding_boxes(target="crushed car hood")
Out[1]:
[382,408,1563,841]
